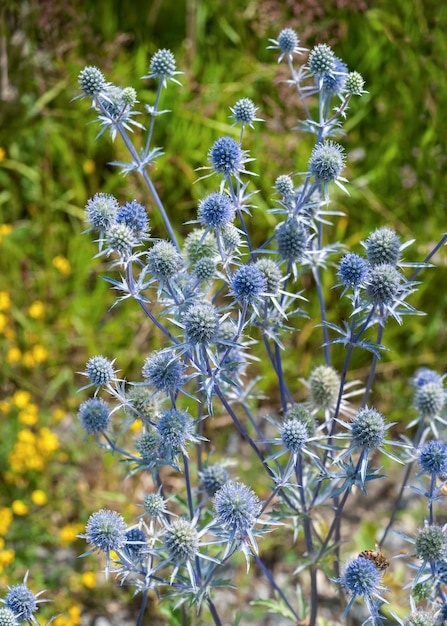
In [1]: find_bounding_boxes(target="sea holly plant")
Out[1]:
[67,28,447,626]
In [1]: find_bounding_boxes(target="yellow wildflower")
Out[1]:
[31,490,48,506]
[83,159,95,174]
[6,346,21,363]
[60,523,84,545]
[12,500,28,516]
[52,255,71,275]
[21,350,35,368]
[0,507,13,535]
[13,390,31,408]
[0,549,15,568]
[28,300,45,319]
[32,344,48,363]
[0,291,10,311]
[81,571,96,589]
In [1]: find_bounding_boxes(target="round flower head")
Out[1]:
[146,48,180,86]
[209,136,245,178]
[231,98,259,127]
[99,85,126,120]
[184,229,218,263]
[281,418,308,454]
[126,387,158,421]
[198,192,235,229]
[0,607,19,626]
[364,227,401,267]
[84,509,127,555]
[116,200,149,239]
[255,258,283,295]
[338,253,369,290]
[404,609,437,626]
[345,71,366,96]
[183,302,219,345]
[85,355,116,387]
[308,140,345,183]
[135,431,160,462]
[124,527,147,561]
[85,193,119,232]
[308,43,336,77]
[413,381,445,417]
[147,240,183,281]
[322,57,348,95]
[231,264,267,304]
[411,367,443,388]
[106,222,136,256]
[120,86,137,108]
[284,403,316,436]
[5,580,38,622]
[351,407,386,450]
[366,264,402,307]
[415,524,447,562]
[339,556,383,612]
[309,365,340,410]
[143,492,166,518]
[78,397,111,435]
[275,174,295,199]
[269,28,306,62]
[157,408,194,455]
[418,440,447,477]
[200,463,230,497]
[213,480,262,538]
[276,218,307,262]
[222,223,242,251]
[194,256,216,282]
[78,65,106,98]
[163,518,199,564]
[142,350,184,394]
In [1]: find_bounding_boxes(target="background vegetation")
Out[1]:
[1,0,446,622]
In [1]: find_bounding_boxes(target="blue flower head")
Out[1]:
[5,580,38,623]
[147,240,183,282]
[308,140,345,183]
[276,219,307,262]
[323,56,348,95]
[163,518,199,565]
[351,407,386,450]
[213,481,262,538]
[78,65,106,98]
[142,350,184,394]
[337,556,384,617]
[281,419,308,454]
[84,509,127,556]
[209,136,245,178]
[231,264,267,304]
[116,200,149,239]
[418,440,447,477]
[124,527,147,561]
[338,253,369,290]
[200,463,230,496]
[183,302,219,345]
[411,367,443,388]
[78,397,111,436]
[415,524,447,562]
[85,193,118,233]
[85,355,116,388]
[144,49,182,87]
[413,381,445,417]
[268,28,306,63]
[366,264,402,307]
[275,174,295,199]
[231,98,259,127]
[198,192,235,229]
[157,408,194,456]
[308,43,336,78]
[364,227,401,267]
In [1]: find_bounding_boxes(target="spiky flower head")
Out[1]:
[365,227,401,267]
[135,431,160,462]
[198,192,235,229]
[415,524,447,562]
[284,403,316,436]
[276,218,307,262]
[404,609,437,626]
[222,223,242,251]
[309,365,340,410]
[200,464,230,496]
[281,419,308,454]
[277,28,299,55]
[213,481,262,537]
[308,43,336,77]
[78,65,106,98]
[78,397,111,435]
[147,240,183,281]
[163,518,199,564]
[85,193,118,232]
[4,580,38,623]
[255,258,283,295]
[338,253,369,290]
[366,263,402,307]
[184,302,219,345]
[209,136,245,177]
[184,229,218,263]
[351,407,386,450]
[143,492,166,518]
[106,222,136,256]
[120,86,137,107]
[275,174,294,198]
[0,607,19,626]
[124,527,147,561]
[126,387,158,421]
[148,49,177,81]
[231,264,267,303]
[231,98,259,126]
[84,509,127,554]
[345,71,366,96]
[323,57,348,95]
[157,408,194,455]
[308,140,345,183]
[411,367,443,388]
[142,351,184,394]
[340,556,383,599]
[418,440,447,477]
[413,382,445,417]
[85,355,116,387]
[116,200,149,239]
[194,256,216,281]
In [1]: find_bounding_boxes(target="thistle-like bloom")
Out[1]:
[142,492,167,519]
[193,256,216,281]
[146,240,183,282]
[78,65,106,99]
[404,609,438,626]
[308,140,346,183]
[213,481,262,549]
[337,253,369,292]
[183,302,219,345]
[83,509,127,574]
[157,408,195,457]
[116,200,149,239]
[275,174,295,199]
[276,218,307,262]
[124,527,148,562]
[418,440,447,478]
[105,222,136,257]
[268,28,307,63]
[142,350,184,394]
[411,367,444,388]
[184,228,218,263]
[198,192,235,229]
[83,355,116,389]
[345,71,366,96]
[366,263,402,307]
[336,556,386,619]
[85,192,119,234]
[415,524,447,563]
[308,365,340,410]
[308,43,336,78]
[230,97,261,128]
[0,607,19,626]
[322,56,348,96]
[143,48,182,87]
[209,136,246,178]
[135,431,160,462]
[364,227,401,267]
[3,573,44,625]
[284,403,316,436]
[222,223,242,251]
[231,264,267,304]
[255,258,283,296]
[200,463,230,497]
[78,397,111,436]
[413,382,445,418]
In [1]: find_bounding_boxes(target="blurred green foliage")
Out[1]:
[1,0,447,619]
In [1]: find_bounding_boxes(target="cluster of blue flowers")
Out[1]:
[59,26,447,626]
